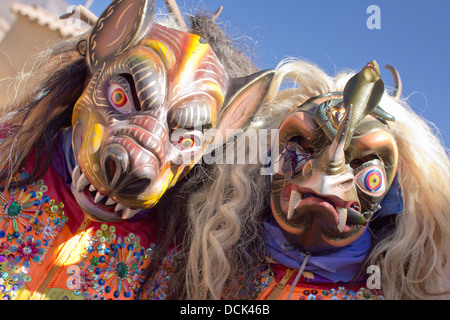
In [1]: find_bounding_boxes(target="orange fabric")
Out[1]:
[0,149,174,300]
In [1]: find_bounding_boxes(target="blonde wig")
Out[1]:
[177,58,450,300]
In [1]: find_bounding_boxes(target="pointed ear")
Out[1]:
[87,0,156,72]
[214,69,275,135]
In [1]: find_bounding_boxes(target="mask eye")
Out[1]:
[177,136,195,150]
[278,140,313,180]
[107,82,133,114]
[354,160,387,196]
[171,130,202,152]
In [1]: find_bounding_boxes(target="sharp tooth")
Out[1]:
[347,207,367,226]
[105,197,116,206]
[122,208,141,219]
[337,207,348,232]
[287,189,303,220]
[114,203,127,212]
[122,208,132,219]
[94,192,105,204]
[89,184,96,192]
[71,165,81,186]
[76,172,90,192]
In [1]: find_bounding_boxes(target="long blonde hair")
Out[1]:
[179,58,450,300]
[366,94,450,299]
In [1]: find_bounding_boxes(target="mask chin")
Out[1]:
[275,208,366,254]
[271,185,367,254]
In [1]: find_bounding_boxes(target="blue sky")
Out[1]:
[67,0,450,149]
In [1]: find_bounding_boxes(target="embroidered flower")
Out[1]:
[0,172,67,300]
[100,236,145,299]
[16,239,39,261]
[0,174,44,235]
[72,227,151,300]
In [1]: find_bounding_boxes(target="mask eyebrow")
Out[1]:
[169,101,215,130]
[124,48,166,111]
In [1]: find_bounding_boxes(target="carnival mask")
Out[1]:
[270,61,399,253]
[71,0,274,222]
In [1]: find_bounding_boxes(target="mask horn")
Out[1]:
[328,103,353,165]
[59,5,98,26]
[211,6,223,21]
[385,64,403,100]
[164,0,188,31]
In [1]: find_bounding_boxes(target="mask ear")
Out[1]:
[214,69,274,139]
[86,0,156,73]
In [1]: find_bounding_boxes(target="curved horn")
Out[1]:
[211,6,223,21]
[165,0,189,31]
[385,64,403,100]
[59,5,98,26]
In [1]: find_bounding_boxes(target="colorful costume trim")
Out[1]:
[251,264,384,300]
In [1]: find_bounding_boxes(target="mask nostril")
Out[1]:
[100,144,129,188]
[104,156,121,184]
[339,179,354,191]
[338,175,355,191]
[106,158,117,182]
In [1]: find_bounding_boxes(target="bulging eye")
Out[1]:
[278,140,313,180]
[107,83,133,114]
[177,136,195,150]
[171,130,202,152]
[364,169,383,191]
[354,160,387,196]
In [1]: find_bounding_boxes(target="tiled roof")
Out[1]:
[10,2,89,37]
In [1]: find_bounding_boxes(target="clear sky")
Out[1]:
[66,0,450,149]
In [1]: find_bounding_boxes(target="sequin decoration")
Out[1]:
[224,266,276,300]
[248,266,384,300]
[142,247,181,300]
[0,172,68,299]
[71,225,180,300]
[297,285,384,300]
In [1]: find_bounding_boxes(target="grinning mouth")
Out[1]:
[71,165,141,221]
[280,184,366,234]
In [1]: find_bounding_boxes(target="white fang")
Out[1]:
[337,207,348,233]
[287,189,303,220]
[76,172,90,192]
